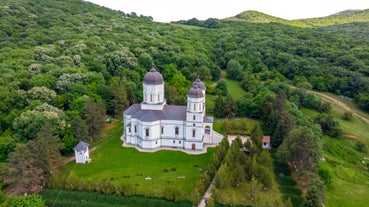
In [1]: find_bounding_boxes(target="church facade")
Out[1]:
[123,64,222,151]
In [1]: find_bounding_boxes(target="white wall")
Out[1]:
[143,84,164,104]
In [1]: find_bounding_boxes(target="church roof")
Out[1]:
[204,116,214,123]
[73,141,89,151]
[192,77,206,90]
[124,104,187,122]
[143,64,163,85]
[262,136,270,143]
[187,84,204,98]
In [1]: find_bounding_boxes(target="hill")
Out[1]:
[1,0,369,206]
[225,9,369,27]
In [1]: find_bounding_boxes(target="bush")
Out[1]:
[343,111,353,120]
[318,164,334,185]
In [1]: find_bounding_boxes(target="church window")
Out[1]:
[175,127,179,135]
[193,123,195,126]
[188,103,190,110]
[128,127,131,133]
[161,126,164,134]
[145,128,149,137]
[158,94,160,101]
[179,141,181,144]
[156,141,158,144]
[192,129,196,137]
[150,95,153,102]
[194,104,196,111]
[193,115,196,120]
[173,140,175,143]
[134,125,137,133]
[203,103,205,110]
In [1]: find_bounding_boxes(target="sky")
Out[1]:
[86,0,369,22]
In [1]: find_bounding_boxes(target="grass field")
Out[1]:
[57,121,216,198]
[300,92,369,207]
[205,78,247,112]
[213,118,261,135]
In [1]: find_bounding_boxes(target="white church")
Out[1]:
[123,64,222,151]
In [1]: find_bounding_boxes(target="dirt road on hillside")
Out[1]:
[309,90,369,125]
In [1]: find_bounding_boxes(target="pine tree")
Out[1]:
[84,99,106,140]
[214,95,225,118]
[224,94,236,118]
[3,144,44,195]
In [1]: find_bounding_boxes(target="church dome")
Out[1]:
[192,77,206,90]
[187,84,204,98]
[143,64,164,85]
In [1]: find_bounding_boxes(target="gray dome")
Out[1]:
[192,77,206,90]
[187,85,204,98]
[143,64,163,85]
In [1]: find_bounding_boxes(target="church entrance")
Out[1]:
[192,143,195,150]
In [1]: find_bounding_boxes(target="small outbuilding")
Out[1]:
[73,141,91,164]
[262,136,271,149]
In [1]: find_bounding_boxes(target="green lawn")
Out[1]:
[213,118,261,135]
[206,78,247,112]
[58,121,216,198]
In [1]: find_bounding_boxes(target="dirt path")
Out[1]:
[198,180,214,207]
[309,90,369,125]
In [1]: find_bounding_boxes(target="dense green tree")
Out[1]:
[277,127,322,173]
[0,134,16,162]
[3,143,44,195]
[315,113,343,138]
[224,94,236,118]
[84,99,106,140]
[215,79,228,95]
[71,116,89,141]
[357,92,369,111]
[214,96,225,118]
[109,84,129,118]
[226,59,243,80]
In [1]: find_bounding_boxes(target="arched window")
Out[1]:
[192,129,196,138]
[150,95,153,102]
[145,128,150,137]
[175,127,179,135]
[193,115,196,120]
[194,104,196,111]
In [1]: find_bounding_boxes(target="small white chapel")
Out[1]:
[123,64,222,151]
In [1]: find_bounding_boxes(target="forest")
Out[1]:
[1,0,369,206]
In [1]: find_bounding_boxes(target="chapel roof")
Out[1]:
[124,104,187,122]
[73,141,89,151]
[187,84,204,98]
[143,64,164,85]
[262,136,270,143]
[192,77,206,90]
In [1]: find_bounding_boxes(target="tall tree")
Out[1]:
[84,99,106,141]
[71,116,89,141]
[214,95,225,118]
[277,127,322,173]
[3,144,44,195]
[224,94,236,118]
[110,84,129,119]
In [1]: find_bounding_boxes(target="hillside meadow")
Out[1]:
[300,91,369,207]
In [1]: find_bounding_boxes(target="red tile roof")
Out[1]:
[262,136,270,143]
